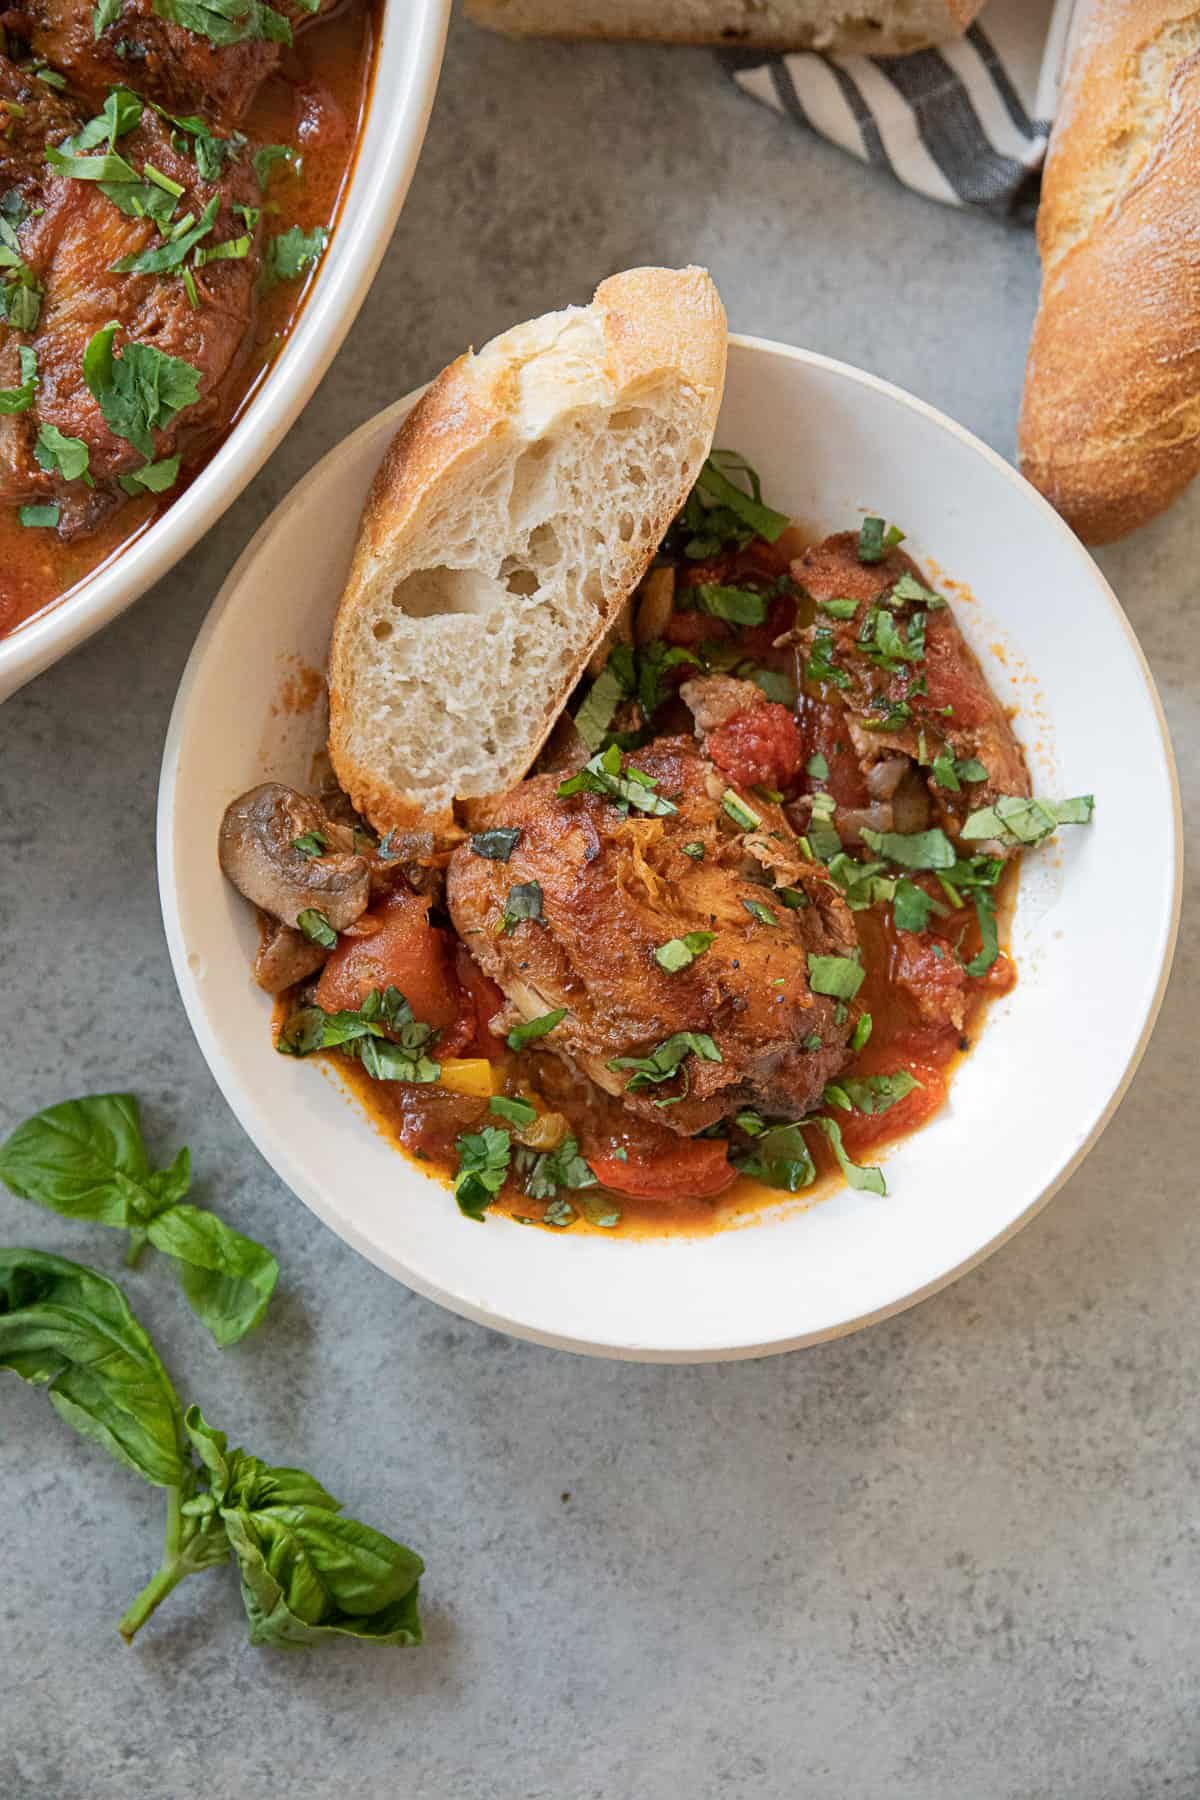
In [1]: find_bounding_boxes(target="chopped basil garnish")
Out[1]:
[607,1031,721,1095]
[35,423,91,484]
[849,1013,872,1052]
[749,667,796,706]
[118,455,181,495]
[736,1119,815,1193]
[806,752,829,780]
[453,1127,510,1221]
[296,908,336,948]
[110,192,219,273]
[277,986,441,1083]
[721,789,761,831]
[654,931,715,973]
[506,1008,567,1053]
[521,1136,595,1201]
[573,660,626,750]
[807,952,865,1001]
[155,0,293,49]
[0,344,37,415]
[741,898,778,927]
[18,502,59,528]
[695,451,789,543]
[500,880,543,934]
[263,224,328,290]
[291,831,327,859]
[681,841,705,860]
[488,1095,537,1128]
[860,825,957,871]
[931,748,988,792]
[93,0,123,31]
[470,827,521,861]
[777,887,807,910]
[892,877,936,933]
[804,628,852,691]
[889,571,945,608]
[83,324,202,461]
[816,597,859,620]
[961,793,1094,846]
[963,889,999,977]
[253,143,301,189]
[695,583,768,627]
[557,744,678,817]
[828,1071,919,1116]
[810,1116,885,1194]
[857,517,904,564]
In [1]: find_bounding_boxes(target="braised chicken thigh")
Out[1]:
[0,56,261,533]
[447,737,862,1133]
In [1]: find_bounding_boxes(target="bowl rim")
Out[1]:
[158,333,1184,1361]
[0,0,452,705]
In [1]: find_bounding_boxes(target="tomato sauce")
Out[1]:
[0,1,378,638]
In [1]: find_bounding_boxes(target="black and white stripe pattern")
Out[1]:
[725,0,1073,219]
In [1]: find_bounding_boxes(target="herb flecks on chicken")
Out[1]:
[447,737,862,1133]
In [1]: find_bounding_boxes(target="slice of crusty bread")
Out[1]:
[327,266,727,832]
[466,0,982,54]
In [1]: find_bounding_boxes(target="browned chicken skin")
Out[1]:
[0,54,260,533]
[792,532,1031,840]
[3,0,338,127]
[447,737,862,1133]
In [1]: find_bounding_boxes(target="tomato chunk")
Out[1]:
[708,702,805,790]
[454,943,509,1060]
[317,889,473,1053]
[589,1139,737,1201]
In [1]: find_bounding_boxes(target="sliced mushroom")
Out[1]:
[219,783,370,931]
[253,920,329,995]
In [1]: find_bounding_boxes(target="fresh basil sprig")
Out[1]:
[0,1094,277,1347]
[0,1250,424,1648]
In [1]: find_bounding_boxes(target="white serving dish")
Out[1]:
[0,0,450,704]
[158,334,1182,1362]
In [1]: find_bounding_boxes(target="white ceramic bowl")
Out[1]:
[158,336,1182,1362]
[0,0,450,704]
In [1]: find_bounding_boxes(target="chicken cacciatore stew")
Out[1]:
[0,0,376,636]
[218,452,1094,1236]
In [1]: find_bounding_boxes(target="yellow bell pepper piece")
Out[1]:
[438,1058,498,1099]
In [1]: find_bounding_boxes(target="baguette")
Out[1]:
[328,267,727,832]
[466,0,981,53]
[1018,2,1200,544]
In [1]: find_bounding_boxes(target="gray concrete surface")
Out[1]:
[2,13,1197,1799]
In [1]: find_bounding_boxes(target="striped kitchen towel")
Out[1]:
[723,0,1078,218]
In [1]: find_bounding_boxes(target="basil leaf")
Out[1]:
[850,1013,872,1051]
[835,1072,919,1115]
[695,583,768,626]
[501,880,543,933]
[811,1116,886,1195]
[18,502,59,528]
[118,454,180,494]
[964,889,999,978]
[470,827,521,861]
[806,752,829,780]
[453,1126,511,1220]
[681,841,705,860]
[860,825,957,871]
[0,1093,180,1230]
[961,793,1094,847]
[804,627,851,691]
[291,830,327,858]
[263,223,327,290]
[110,192,219,272]
[35,422,90,483]
[144,1205,279,1347]
[606,1031,721,1093]
[0,1248,184,1487]
[696,453,789,542]
[82,323,202,461]
[635,639,695,718]
[807,953,865,1001]
[557,745,678,817]
[742,898,778,927]
[522,1135,596,1201]
[892,877,936,933]
[296,907,337,948]
[154,0,293,49]
[94,0,123,31]
[736,1120,815,1192]
[253,142,301,188]
[506,1008,566,1052]
[721,789,761,831]
[573,661,627,750]
[488,1095,537,1127]
[889,571,943,608]
[0,344,37,414]
[654,930,715,972]
[816,597,858,620]
[857,517,904,564]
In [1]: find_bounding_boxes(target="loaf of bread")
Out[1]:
[1019,2,1200,544]
[327,267,727,833]
[466,0,982,54]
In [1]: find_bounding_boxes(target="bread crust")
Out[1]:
[464,0,980,54]
[1018,2,1200,543]
[328,266,726,833]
